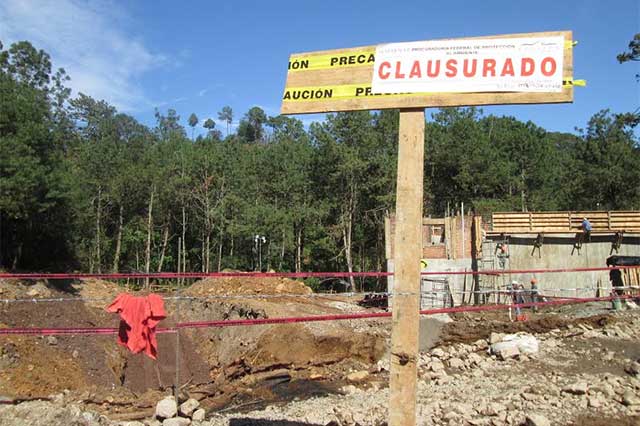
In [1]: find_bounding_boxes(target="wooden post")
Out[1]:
[389,108,425,426]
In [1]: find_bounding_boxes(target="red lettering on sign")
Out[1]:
[445,59,457,77]
[463,59,477,77]
[482,59,496,77]
[409,60,422,78]
[426,60,440,78]
[521,58,534,76]
[378,61,391,79]
[500,58,515,76]
[540,57,556,76]
[394,62,406,79]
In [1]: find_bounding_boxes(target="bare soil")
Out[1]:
[0,277,386,419]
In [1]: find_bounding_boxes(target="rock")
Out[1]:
[625,362,640,376]
[144,420,162,426]
[591,383,615,398]
[429,359,445,372]
[192,409,205,421]
[521,392,537,401]
[448,357,465,369]
[473,339,489,350]
[525,413,551,426]
[489,333,505,344]
[122,422,145,426]
[480,402,506,416]
[443,411,459,421]
[72,350,79,359]
[341,384,358,394]
[156,396,178,419]
[562,381,588,395]
[376,358,389,371]
[451,402,475,418]
[431,348,446,358]
[163,418,191,426]
[179,398,199,417]
[588,396,603,408]
[467,353,483,366]
[26,288,40,297]
[468,418,490,425]
[622,390,640,406]
[45,336,58,346]
[492,343,520,360]
[346,370,369,382]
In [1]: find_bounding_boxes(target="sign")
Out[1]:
[372,36,564,94]
[280,31,573,115]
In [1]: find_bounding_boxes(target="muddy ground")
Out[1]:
[0,278,638,425]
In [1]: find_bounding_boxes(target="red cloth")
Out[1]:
[106,293,166,359]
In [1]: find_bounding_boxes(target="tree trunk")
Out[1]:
[12,242,22,270]
[342,210,355,292]
[205,233,211,273]
[295,226,303,273]
[520,169,527,212]
[95,186,102,273]
[279,227,286,271]
[157,222,169,272]
[201,229,206,273]
[0,210,3,268]
[217,227,223,272]
[144,186,155,289]
[177,236,181,277]
[181,206,187,282]
[112,204,124,273]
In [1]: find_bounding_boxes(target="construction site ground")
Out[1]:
[0,277,638,425]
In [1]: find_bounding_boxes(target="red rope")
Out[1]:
[0,294,633,336]
[0,265,637,280]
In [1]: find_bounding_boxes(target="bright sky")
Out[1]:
[0,0,638,135]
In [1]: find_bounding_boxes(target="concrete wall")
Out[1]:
[486,233,640,298]
[387,258,475,309]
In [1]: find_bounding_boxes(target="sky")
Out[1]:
[0,0,638,135]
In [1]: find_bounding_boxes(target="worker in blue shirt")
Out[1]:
[581,217,592,241]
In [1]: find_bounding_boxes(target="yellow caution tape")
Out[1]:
[283,79,583,102]
[288,41,575,73]
[288,49,376,72]
[563,79,586,86]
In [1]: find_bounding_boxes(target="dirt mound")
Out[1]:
[185,276,312,297]
[74,279,123,309]
[0,279,57,300]
[440,311,619,345]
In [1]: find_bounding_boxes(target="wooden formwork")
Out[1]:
[490,211,640,234]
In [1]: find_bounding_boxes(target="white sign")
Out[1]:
[371,36,564,94]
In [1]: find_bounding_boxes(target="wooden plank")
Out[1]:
[389,109,424,426]
[423,218,446,225]
[281,31,573,114]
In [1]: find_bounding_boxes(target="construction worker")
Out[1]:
[581,217,592,241]
[510,280,525,317]
[530,278,540,313]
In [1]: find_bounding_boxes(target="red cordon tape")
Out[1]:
[0,265,638,281]
[0,294,634,336]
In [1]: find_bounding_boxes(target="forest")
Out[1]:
[1,40,639,287]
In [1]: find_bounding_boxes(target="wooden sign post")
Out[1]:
[389,108,424,426]
[280,31,574,426]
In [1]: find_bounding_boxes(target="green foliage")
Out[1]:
[617,33,640,64]
[217,106,233,136]
[1,39,639,275]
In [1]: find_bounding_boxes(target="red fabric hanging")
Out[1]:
[106,293,166,359]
